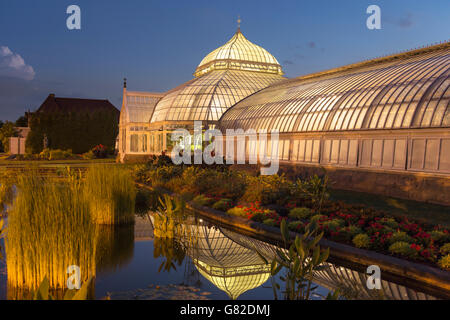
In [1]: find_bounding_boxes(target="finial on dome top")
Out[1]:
[123,77,127,89]
[237,16,241,32]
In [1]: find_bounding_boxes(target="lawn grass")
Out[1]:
[330,188,450,228]
[0,157,115,167]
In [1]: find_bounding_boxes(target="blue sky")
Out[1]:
[0,0,449,121]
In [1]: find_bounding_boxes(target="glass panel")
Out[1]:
[439,139,450,172]
[339,140,348,165]
[382,140,394,168]
[393,139,406,169]
[360,140,372,167]
[424,139,440,170]
[371,140,383,167]
[410,139,426,169]
[312,140,320,163]
[348,140,358,166]
[130,134,139,153]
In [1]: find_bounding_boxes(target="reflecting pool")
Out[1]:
[0,214,442,300]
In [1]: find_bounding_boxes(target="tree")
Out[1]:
[0,121,4,152]
[0,121,18,153]
[15,115,28,127]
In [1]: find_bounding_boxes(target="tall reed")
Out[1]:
[84,165,136,225]
[5,172,98,294]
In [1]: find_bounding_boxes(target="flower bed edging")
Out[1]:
[136,182,450,298]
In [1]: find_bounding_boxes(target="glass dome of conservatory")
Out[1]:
[150,28,285,124]
[194,29,283,77]
[219,43,450,132]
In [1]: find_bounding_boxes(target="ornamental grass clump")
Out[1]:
[430,230,450,243]
[84,165,136,225]
[288,207,312,220]
[440,243,450,255]
[388,241,418,258]
[226,206,247,218]
[212,198,233,212]
[192,194,215,207]
[389,231,414,244]
[438,254,450,270]
[5,173,97,295]
[352,233,371,249]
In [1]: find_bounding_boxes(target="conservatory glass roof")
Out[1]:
[194,30,283,77]
[150,69,283,123]
[120,91,165,124]
[150,28,285,125]
[219,44,450,132]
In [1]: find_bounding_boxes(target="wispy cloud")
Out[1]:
[283,60,294,65]
[0,46,35,80]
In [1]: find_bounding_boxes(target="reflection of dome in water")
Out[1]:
[220,228,440,300]
[180,224,270,300]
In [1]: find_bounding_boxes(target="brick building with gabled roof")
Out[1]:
[23,94,120,154]
[36,94,119,115]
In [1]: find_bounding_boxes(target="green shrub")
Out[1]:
[389,231,413,244]
[48,149,72,160]
[145,165,183,188]
[438,254,450,270]
[347,225,362,236]
[293,174,329,213]
[241,174,292,205]
[339,225,363,241]
[179,167,246,201]
[430,230,449,243]
[322,219,345,232]
[440,243,450,255]
[263,218,277,227]
[288,207,311,220]
[388,242,417,257]
[310,214,326,222]
[226,206,247,218]
[212,198,233,212]
[352,234,371,249]
[39,148,51,160]
[288,221,303,231]
[82,150,95,160]
[192,194,214,207]
[249,208,277,223]
[380,217,399,229]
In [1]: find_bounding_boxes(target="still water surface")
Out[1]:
[0,214,440,300]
